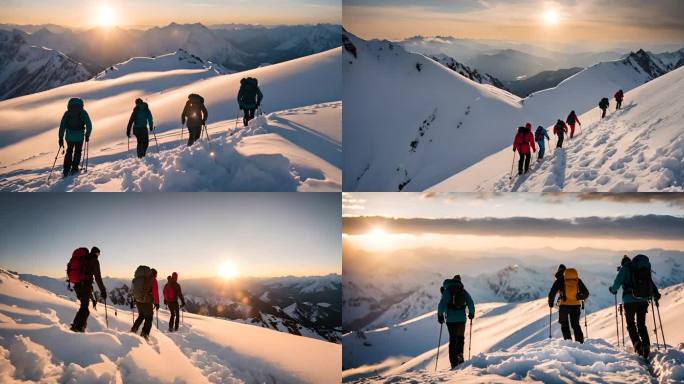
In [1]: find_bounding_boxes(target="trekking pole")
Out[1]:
[234,110,240,131]
[548,307,552,338]
[435,321,443,372]
[509,152,516,180]
[619,304,625,347]
[104,298,109,329]
[156,308,159,330]
[83,141,89,173]
[614,295,620,347]
[152,127,160,152]
[127,136,131,156]
[203,124,214,155]
[468,318,473,360]
[650,299,660,350]
[656,302,666,350]
[45,145,64,184]
[583,301,588,339]
[180,124,184,146]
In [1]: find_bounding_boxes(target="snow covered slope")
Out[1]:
[0,30,90,100]
[343,30,676,191]
[433,65,684,192]
[0,269,341,383]
[0,48,341,191]
[95,49,227,80]
[428,54,507,90]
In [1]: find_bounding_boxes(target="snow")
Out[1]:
[95,49,227,80]
[433,65,684,192]
[0,269,341,384]
[0,48,341,191]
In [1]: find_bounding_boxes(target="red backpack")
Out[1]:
[164,283,177,301]
[67,248,90,283]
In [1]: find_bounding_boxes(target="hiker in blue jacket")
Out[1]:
[534,125,550,160]
[609,254,661,359]
[126,98,154,158]
[58,98,92,177]
[437,275,475,368]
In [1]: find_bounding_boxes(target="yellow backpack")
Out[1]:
[560,268,581,306]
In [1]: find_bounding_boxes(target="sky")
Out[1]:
[343,193,684,252]
[0,0,340,28]
[0,193,341,279]
[344,0,684,45]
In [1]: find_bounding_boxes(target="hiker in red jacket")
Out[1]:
[513,122,536,175]
[614,90,624,110]
[553,119,569,149]
[566,111,581,139]
[163,272,186,332]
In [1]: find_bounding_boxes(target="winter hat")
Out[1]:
[91,246,101,255]
[621,255,631,266]
[453,274,462,281]
[557,264,566,273]
[151,268,158,277]
[167,275,171,281]
[135,98,143,105]
[172,272,178,280]
[525,122,532,129]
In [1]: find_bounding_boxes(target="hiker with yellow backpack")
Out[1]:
[547,264,590,343]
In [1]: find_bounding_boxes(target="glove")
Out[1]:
[609,287,617,295]
[468,313,474,320]
[512,147,516,152]
[85,135,90,142]
[150,126,154,132]
[59,138,64,147]
[154,303,160,310]
[100,291,107,300]
[548,301,554,308]
[437,313,444,324]
[127,133,131,138]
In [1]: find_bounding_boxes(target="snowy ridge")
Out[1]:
[0,30,90,100]
[0,268,341,383]
[428,54,507,90]
[95,49,228,80]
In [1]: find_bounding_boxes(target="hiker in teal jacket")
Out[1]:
[609,254,661,359]
[437,275,475,368]
[535,126,550,160]
[127,98,154,158]
[58,98,92,177]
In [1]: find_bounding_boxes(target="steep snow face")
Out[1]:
[0,30,90,100]
[428,54,507,90]
[95,49,228,80]
[433,65,684,192]
[0,269,341,384]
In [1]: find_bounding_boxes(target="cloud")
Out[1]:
[575,193,684,207]
[343,215,684,239]
[342,192,366,211]
[344,0,487,13]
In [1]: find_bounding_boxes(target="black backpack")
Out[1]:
[627,254,653,299]
[600,98,609,108]
[448,284,467,310]
[239,78,259,103]
[535,128,543,142]
[66,106,84,131]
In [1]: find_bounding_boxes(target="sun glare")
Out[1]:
[218,260,239,280]
[95,4,118,27]
[370,227,386,237]
[543,10,559,26]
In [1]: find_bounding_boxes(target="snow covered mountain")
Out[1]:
[95,49,228,80]
[343,30,680,191]
[428,54,507,90]
[433,65,684,192]
[0,269,340,383]
[0,48,341,192]
[0,30,90,100]
[466,49,557,82]
[505,67,583,97]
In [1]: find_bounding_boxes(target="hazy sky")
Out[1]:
[343,193,684,252]
[344,0,684,44]
[0,193,341,279]
[0,0,340,27]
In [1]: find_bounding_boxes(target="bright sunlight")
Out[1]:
[218,260,239,280]
[543,9,560,26]
[95,4,119,27]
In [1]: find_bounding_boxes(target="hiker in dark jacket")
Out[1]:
[609,254,661,359]
[437,275,475,368]
[181,94,208,146]
[70,247,106,332]
[127,98,154,158]
[599,97,610,118]
[548,264,589,343]
[614,90,624,110]
[59,98,93,177]
[131,267,159,340]
[566,111,581,139]
[512,123,536,175]
[237,77,263,126]
[163,272,186,332]
[553,119,568,148]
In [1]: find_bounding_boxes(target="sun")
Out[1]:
[95,4,118,27]
[218,260,239,280]
[370,227,386,237]
[543,10,560,26]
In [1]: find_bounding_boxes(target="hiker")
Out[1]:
[58,98,92,177]
[534,125,550,160]
[553,119,568,148]
[548,264,589,343]
[566,111,581,139]
[614,90,624,110]
[437,275,475,368]
[126,98,154,158]
[68,247,106,332]
[131,266,159,340]
[599,97,609,118]
[237,77,263,126]
[609,254,661,359]
[163,272,186,332]
[181,94,208,146]
[512,123,536,175]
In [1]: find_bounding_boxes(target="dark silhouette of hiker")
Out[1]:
[599,97,610,118]
[181,94,208,146]
[131,266,159,340]
[553,120,568,148]
[614,90,624,110]
[237,77,263,126]
[163,272,186,332]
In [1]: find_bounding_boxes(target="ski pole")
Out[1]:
[650,299,660,350]
[104,297,109,329]
[468,318,473,360]
[549,307,552,338]
[46,145,63,184]
[655,301,666,350]
[152,128,160,152]
[619,304,625,347]
[435,321,443,372]
[614,294,620,347]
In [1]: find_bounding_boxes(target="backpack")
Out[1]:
[164,282,177,302]
[239,77,259,103]
[131,265,153,303]
[535,128,543,142]
[566,113,574,125]
[560,268,581,305]
[66,106,84,131]
[67,247,90,283]
[447,283,467,310]
[627,254,653,299]
[600,98,609,108]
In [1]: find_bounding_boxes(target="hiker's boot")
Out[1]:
[633,341,642,356]
[642,343,650,360]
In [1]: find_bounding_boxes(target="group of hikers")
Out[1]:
[436,253,663,369]
[511,90,625,176]
[66,246,187,340]
[55,77,263,178]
